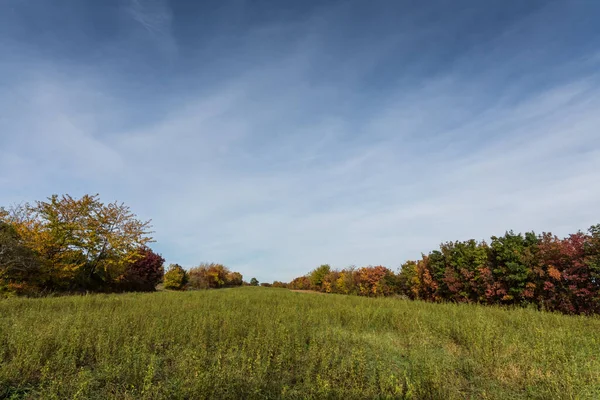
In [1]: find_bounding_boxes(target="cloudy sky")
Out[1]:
[1,0,599,282]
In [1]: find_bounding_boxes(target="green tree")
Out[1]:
[250,277,259,286]
[309,264,331,290]
[488,231,538,304]
[163,264,188,290]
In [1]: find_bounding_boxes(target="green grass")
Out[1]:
[1,288,599,399]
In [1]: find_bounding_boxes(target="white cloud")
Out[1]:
[1,1,599,283]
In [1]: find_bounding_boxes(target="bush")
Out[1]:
[163,264,188,290]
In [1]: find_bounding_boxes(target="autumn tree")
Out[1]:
[1,194,153,291]
[356,265,398,297]
[0,221,42,295]
[226,271,243,287]
[309,264,331,291]
[121,247,165,292]
[288,276,310,290]
[398,261,418,299]
[164,264,188,290]
[188,263,243,289]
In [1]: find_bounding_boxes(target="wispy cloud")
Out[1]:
[1,0,599,282]
[124,0,177,57]
[128,0,173,34]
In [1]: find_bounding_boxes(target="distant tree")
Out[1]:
[309,264,331,291]
[486,231,538,305]
[288,276,311,290]
[226,271,243,287]
[250,277,259,286]
[260,282,272,287]
[121,247,165,291]
[439,239,489,303]
[356,266,397,297]
[188,263,243,289]
[163,264,188,290]
[335,267,358,295]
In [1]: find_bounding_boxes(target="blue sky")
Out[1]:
[1,0,599,283]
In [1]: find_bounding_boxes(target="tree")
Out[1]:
[309,264,331,291]
[487,231,538,304]
[163,264,188,290]
[121,247,165,291]
[1,194,153,291]
[0,221,42,295]
[356,266,397,297]
[226,271,243,287]
[288,276,310,290]
[250,277,259,286]
[188,263,243,289]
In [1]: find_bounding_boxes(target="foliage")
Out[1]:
[285,224,600,315]
[250,277,259,286]
[287,276,310,290]
[163,264,188,290]
[1,288,599,399]
[0,221,43,295]
[188,263,243,289]
[121,247,165,292]
[1,194,153,292]
[309,264,331,290]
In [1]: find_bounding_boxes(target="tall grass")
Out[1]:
[1,287,599,399]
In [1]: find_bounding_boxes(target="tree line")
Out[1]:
[0,194,245,296]
[3,194,599,315]
[282,226,600,315]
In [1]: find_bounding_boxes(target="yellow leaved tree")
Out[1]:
[1,194,153,291]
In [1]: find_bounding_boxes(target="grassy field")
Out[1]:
[1,288,599,399]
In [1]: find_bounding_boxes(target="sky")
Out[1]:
[1,0,599,283]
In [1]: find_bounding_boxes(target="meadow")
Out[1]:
[1,287,599,399]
